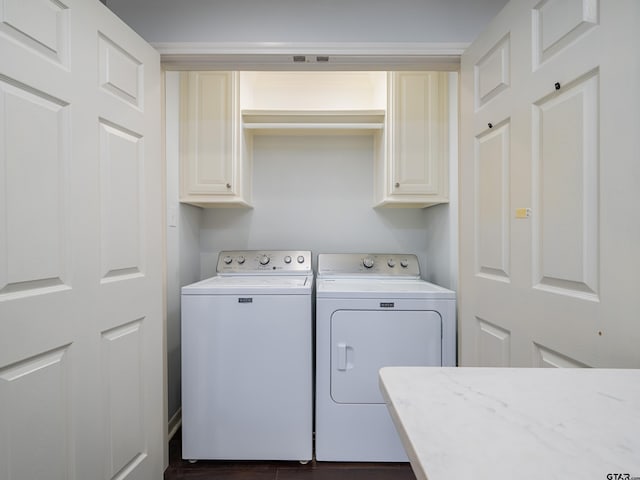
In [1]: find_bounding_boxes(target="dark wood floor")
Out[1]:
[164,429,417,480]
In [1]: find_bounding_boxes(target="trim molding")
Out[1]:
[168,407,182,440]
[155,42,468,71]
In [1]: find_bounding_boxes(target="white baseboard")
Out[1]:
[168,408,182,440]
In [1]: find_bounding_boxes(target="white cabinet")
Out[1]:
[375,72,449,207]
[179,70,449,209]
[180,71,252,207]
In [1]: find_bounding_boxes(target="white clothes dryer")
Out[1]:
[315,253,456,462]
[181,250,313,462]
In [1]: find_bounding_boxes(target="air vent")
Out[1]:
[316,56,329,62]
[293,55,306,63]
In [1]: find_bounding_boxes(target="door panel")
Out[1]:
[474,34,510,109]
[0,346,71,480]
[532,0,598,67]
[102,320,146,479]
[0,0,70,66]
[476,120,510,282]
[99,120,145,280]
[0,2,163,480]
[98,33,143,108]
[533,342,588,368]
[532,69,599,299]
[461,0,640,367]
[0,79,70,295]
[331,310,441,404]
[476,318,511,367]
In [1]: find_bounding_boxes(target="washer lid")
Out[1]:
[316,278,455,299]
[182,274,313,295]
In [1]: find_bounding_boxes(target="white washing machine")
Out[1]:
[315,253,456,462]
[181,250,313,462]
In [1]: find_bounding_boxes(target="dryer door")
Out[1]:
[330,310,442,404]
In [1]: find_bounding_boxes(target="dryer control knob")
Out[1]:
[260,255,270,265]
[223,256,233,265]
[400,259,409,268]
[237,256,245,264]
[363,257,375,269]
[284,255,292,264]
[297,255,305,264]
[387,259,396,268]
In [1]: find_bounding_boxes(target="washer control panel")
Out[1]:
[217,250,312,275]
[317,253,420,278]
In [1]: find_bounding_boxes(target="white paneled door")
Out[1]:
[0,1,163,479]
[460,0,640,367]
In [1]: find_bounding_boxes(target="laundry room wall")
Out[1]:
[424,73,459,291]
[165,73,202,429]
[198,134,433,279]
[197,73,459,286]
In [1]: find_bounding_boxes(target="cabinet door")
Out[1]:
[180,72,250,207]
[388,72,448,201]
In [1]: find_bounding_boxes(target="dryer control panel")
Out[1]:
[317,253,420,278]
[217,250,312,275]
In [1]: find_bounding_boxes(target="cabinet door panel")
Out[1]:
[391,72,447,196]
[181,72,234,196]
[179,72,251,207]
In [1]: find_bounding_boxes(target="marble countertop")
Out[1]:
[379,367,640,480]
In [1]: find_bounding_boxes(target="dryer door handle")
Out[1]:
[337,343,354,371]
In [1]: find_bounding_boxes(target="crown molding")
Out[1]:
[154,42,468,71]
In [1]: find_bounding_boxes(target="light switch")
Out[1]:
[515,208,531,219]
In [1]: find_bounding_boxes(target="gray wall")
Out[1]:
[106,0,507,44]
[165,73,201,425]
[199,134,433,279]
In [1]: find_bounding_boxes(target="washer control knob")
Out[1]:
[297,255,305,264]
[223,256,233,265]
[387,258,396,268]
[400,259,409,268]
[363,257,375,269]
[284,255,292,264]
[260,255,270,265]
[237,256,245,264]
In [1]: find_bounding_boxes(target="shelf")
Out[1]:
[242,110,385,132]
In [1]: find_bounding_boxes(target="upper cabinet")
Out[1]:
[375,72,449,208]
[180,71,252,207]
[179,70,449,208]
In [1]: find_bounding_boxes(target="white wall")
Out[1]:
[424,73,459,291]
[105,0,507,44]
[199,134,433,279]
[165,72,202,424]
